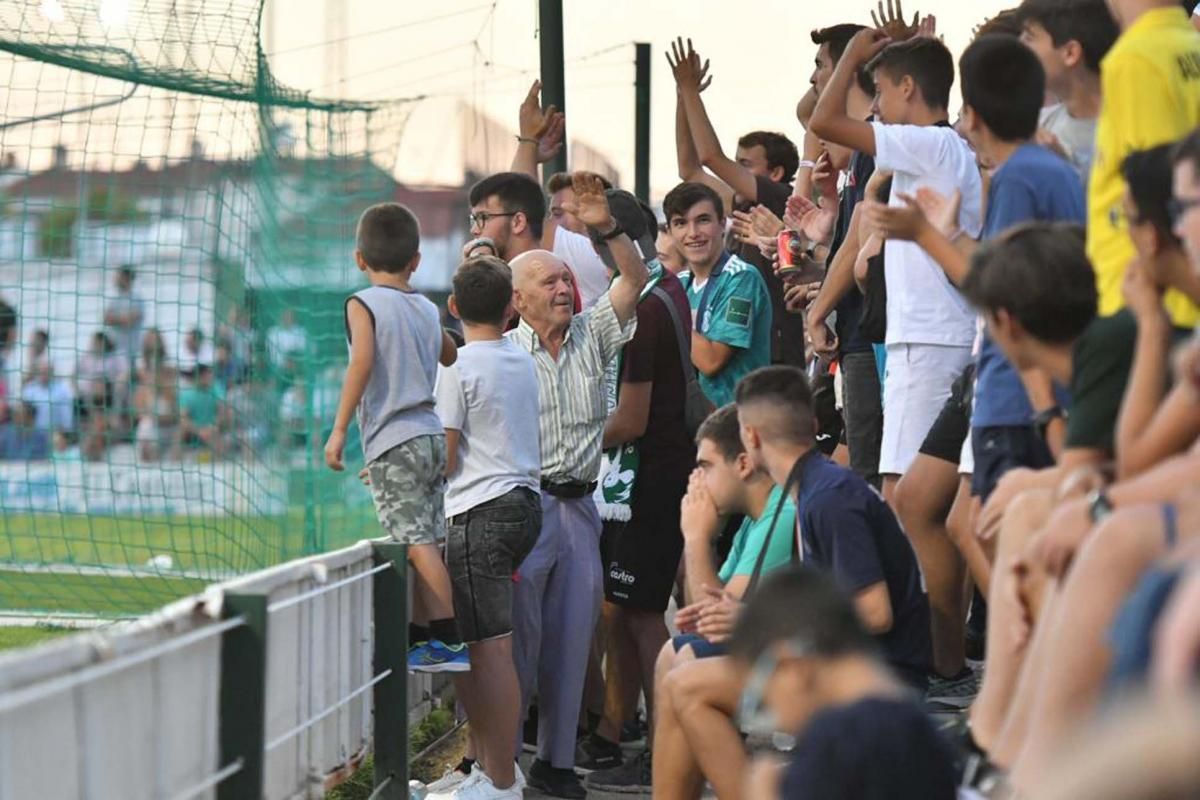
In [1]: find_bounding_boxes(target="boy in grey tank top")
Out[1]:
[324,203,468,674]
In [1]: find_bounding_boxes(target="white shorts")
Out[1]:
[880,343,973,476]
[959,430,974,476]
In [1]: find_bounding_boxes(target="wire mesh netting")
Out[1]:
[0,0,421,618]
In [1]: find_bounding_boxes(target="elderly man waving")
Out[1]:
[506,172,649,798]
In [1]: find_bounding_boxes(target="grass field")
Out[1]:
[0,625,72,651]
[0,507,376,619]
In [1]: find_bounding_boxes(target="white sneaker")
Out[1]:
[451,770,523,800]
[425,763,479,797]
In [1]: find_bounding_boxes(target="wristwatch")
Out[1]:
[1032,405,1066,441]
[1086,487,1114,524]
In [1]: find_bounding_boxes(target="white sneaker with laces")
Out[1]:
[451,771,523,800]
[426,763,480,797]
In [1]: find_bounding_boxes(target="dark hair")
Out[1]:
[737,131,800,183]
[0,299,17,345]
[695,404,746,462]
[32,329,48,344]
[546,171,613,195]
[355,202,420,274]
[663,182,725,223]
[452,256,513,327]
[727,568,875,663]
[734,366,815,445]
[867,37,956,111]
[961,223,1096,343]
[657,222,669,235]
[1123,145,1182,246]
[960,34,1045,142]
[974,7,1024,39]
[1172,128,1200,176]
[92,331,115,353]
[468,172,546,239]
[1017,0,1118,75]
[811,24,867,63]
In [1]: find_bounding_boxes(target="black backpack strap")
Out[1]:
[651,285,696,386]
[745,450,818,596]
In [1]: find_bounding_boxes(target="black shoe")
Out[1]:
[576,732,623,771]
[620,713,647,744]
[585,748,652,793]
[528,759,587,799]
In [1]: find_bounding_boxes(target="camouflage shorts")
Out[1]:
[367,434,447,546]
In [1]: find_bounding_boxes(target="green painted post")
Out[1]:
[372,543,408,799]
[217,593,269,800]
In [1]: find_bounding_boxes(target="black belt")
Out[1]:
[540,478,597,499]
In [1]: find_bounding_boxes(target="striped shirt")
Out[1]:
[506,292,636,482]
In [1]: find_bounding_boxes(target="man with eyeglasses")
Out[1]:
[467,171,610,310]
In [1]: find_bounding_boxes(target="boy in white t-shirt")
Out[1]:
[434,255,542,799]
[811,27,983,500]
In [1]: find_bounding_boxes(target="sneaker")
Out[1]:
[408,640,470,673]
[425,760,477,794]
[585,748,652,793]
[451,772,521,800]
[527,758,586,799]
[926,667,981,710]
[576,732,623,771]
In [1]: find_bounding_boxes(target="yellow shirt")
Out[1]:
[1089,6,1200,326]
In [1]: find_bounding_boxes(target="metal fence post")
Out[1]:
[372,542,408,799]
[218,593,269,800]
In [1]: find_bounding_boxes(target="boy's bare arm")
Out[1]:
[325,299,374,471]
[444,428,461,477]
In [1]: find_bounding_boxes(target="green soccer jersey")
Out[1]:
[680,253,773,407]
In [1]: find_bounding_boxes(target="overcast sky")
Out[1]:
[267,0,1013,198]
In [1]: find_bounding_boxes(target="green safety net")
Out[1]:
[0,0,421,618]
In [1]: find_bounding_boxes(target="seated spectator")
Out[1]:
[138,327,169,379]
[177,327,213,381]
[21,329,50,387]
[585,405,795,791]
[178,364,226,458]
[75,331,128,416]
[212,337,241,392]
[52,429,81,462]
[0,401,50,460]
[134,355,177,462]
[266,309,307,370]
[733,569,958,800]
[225,371,273,457]
[21,361,75,435]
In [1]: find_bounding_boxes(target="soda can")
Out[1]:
[777,230,805,268]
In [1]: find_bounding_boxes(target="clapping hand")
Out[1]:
[667,37,713,94]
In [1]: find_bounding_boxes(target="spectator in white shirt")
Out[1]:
[103,265,144,365]
[22,361,75,434]
[266,309,308,370]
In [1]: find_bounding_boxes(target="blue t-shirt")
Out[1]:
[782,697,957,800]
[973,144,1085,428]
[680,254,773,408]
[793,452,931,682]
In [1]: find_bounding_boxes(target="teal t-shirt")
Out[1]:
[181,384,222,427]
[718,485,797,583]
[681,254,773,407]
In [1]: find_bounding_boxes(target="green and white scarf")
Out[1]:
[594,262,664,522]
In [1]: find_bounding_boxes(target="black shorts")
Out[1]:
[446,487,542,642]
[918,364,975,464]
[602,470,688,612]
[970,425,1053,501]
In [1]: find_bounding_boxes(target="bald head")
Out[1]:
[509,249,565,289]
[510,249,575,330]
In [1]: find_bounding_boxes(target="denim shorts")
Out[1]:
[672,632,728,660]
[446,487,542,643]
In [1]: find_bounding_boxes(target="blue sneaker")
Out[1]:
[408,639,470,673]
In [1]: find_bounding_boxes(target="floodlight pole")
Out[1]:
[538,0,567,178]
[634,43,651,203]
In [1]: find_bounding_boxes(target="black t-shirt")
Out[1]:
[1066,311,1137,453]
[621,269,696,478]
[781,697,957,800]
[830,151,876,356]
[732,175,805,366]
[793,454,932,682]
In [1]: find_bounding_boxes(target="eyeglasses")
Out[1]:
[1168,196,1200,226]
[468,210,518,229]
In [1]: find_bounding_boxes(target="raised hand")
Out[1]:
[519,80,558,141]
[537,110,566,164]
[871,0,920,42]
[666,37,712,93]
[785,195,836,245]
[844,27,894,67]
[562,172,614,231]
